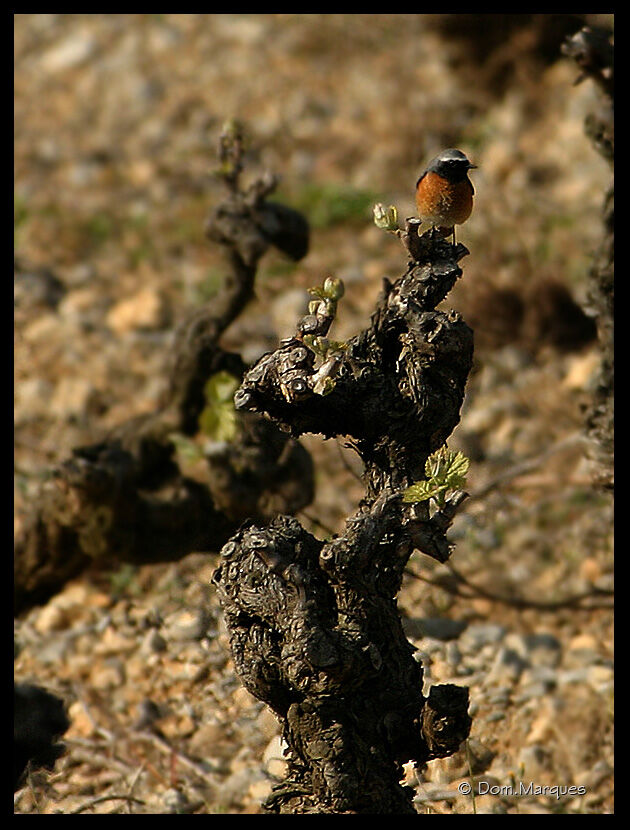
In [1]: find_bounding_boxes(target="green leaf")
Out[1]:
[198,404,238,442]
[425,446,469,489]
[204,371,240,405]
[403,445,470,506]
[403,480,448,504]
[198,371,240,442]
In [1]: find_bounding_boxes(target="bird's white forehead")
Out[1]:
[437,150,468,163]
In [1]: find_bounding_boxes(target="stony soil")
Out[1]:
[14,14,613,814]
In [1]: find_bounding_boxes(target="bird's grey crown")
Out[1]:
[429,149,473,170]
[437,148,469,163]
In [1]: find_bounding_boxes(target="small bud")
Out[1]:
[313,375,336,396]
[323,276,345,300]
[312,354,343,396]
[373,203,399,232]
[303,335,326,356]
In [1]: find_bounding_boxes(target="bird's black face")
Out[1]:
[432,155,476,182]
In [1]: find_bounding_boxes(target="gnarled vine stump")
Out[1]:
[214,225,474,813]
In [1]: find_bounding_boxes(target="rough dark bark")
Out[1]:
[213,224,474,813]
[14,122,314,616]
[562,25,614,489]
[14,682,70,791]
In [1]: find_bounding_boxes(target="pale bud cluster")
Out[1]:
[373,203,399,232]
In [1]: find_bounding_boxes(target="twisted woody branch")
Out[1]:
[213,221,474,814]
[14,123,313,615]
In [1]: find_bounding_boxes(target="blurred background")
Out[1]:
[15,14,613,814]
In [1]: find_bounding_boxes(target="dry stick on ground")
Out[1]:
[14,122,314,616]
[213,220,475,813]
[67,795,147,815]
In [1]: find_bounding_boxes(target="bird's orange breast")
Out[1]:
[416,171,474,227]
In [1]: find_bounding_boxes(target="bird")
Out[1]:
[415,149,476,245]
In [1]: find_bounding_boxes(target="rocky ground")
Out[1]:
[14,14,613,813]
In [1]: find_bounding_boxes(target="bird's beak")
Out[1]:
[468,163,477,169]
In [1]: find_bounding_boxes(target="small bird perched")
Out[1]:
[415,149,476,245]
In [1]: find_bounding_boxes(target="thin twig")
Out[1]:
[468,432,586,501]
[405,563,613,611]
[336,438,363,483]
[448,561,613,610]
[402,431,612,611]
[125,761,146,814]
